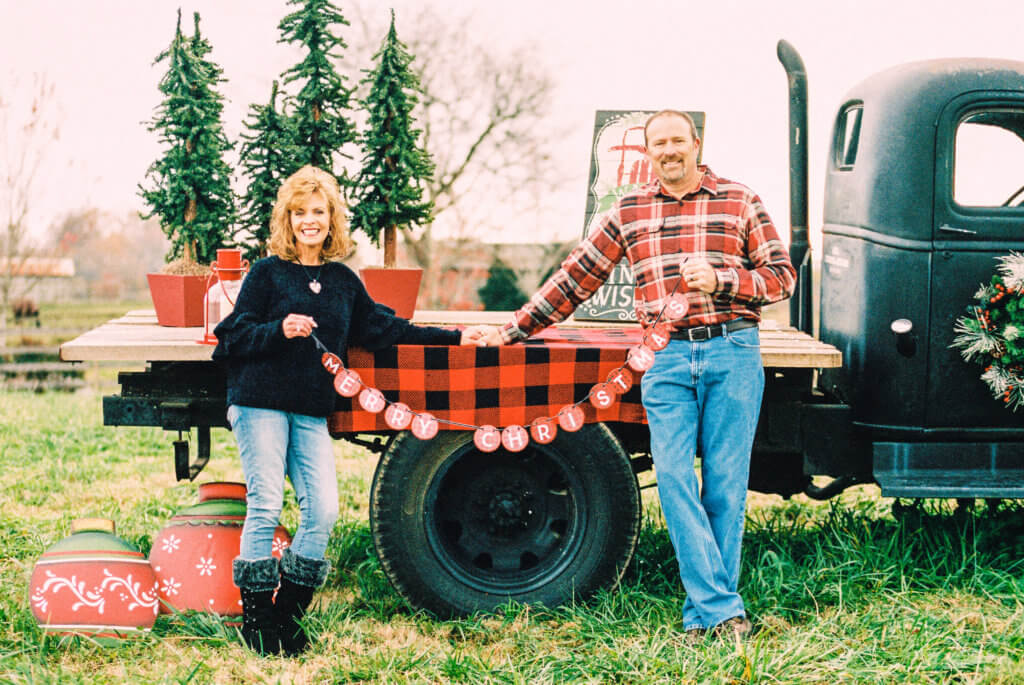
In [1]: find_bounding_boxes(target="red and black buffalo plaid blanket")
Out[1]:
[327,327,647,433]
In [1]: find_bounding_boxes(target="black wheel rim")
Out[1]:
[424,441,587,595]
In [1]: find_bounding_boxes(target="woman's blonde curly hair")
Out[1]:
[268,165,352,262]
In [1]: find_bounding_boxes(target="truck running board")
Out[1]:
[873,442,1024,498]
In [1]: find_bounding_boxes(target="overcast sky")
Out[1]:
[3,0,1024,249]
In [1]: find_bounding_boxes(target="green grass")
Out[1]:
[2,392,1024,683]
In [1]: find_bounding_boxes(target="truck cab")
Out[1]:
[811,58,1024,497]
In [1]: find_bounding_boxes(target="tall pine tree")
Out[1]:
[238,81,295,261]
[278,0,354,183]
[351,11,434,268]
[140,10,236,267]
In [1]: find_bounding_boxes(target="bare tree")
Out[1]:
[345,4,569,307]
[0,72,61,329]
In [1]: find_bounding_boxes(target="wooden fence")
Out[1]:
[1,326,88,392]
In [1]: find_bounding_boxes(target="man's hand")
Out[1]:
[461,325,497,346]
[478,326,505,346]
[682,258,718,294]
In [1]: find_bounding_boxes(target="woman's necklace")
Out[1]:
[300,262,323,294]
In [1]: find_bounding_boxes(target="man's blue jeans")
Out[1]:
[227,405,339,562]
[640,325,764,630]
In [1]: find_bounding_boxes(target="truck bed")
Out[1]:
[60,310,842,368]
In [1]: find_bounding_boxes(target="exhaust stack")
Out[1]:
[776,40,813,335]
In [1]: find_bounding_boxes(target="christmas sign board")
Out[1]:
[574,110,705,321]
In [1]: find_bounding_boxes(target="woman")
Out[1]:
[213,165,484,656]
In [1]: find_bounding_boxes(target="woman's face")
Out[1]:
[290,191,330,254]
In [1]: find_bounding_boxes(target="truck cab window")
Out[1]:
[834,104,862,169]
[953,110,1024,207]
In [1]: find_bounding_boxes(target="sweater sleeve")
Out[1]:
[347,279,461,351]
[212,261,289,362]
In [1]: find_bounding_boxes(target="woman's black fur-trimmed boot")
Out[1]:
[276,548,330,656]
[233,557,281,656]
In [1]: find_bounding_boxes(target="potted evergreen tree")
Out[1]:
[140,10,236,326]
[277,0,355,184]
[351,11,434,318]
[237,81,296,262]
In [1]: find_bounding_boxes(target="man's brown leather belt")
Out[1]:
[669,318,758,342]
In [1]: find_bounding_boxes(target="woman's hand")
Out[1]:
[461,325,500,346]
[282,313,317,339]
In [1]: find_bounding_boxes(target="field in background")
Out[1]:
[2,391,1024,683]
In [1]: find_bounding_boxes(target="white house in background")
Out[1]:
[0,257,77,302]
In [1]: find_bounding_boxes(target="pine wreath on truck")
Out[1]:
[952,252,1024,410]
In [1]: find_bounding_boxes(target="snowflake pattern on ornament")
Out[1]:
[195,557,216,576]
[160,534,181,554]
[272,537,291,554]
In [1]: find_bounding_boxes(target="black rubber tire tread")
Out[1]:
[369,423,641,618]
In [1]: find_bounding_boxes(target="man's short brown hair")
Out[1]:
[643,110,698,146]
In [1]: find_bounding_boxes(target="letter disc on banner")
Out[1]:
[473,426,501,452]
[627,345,655,372]
[358,387,386,413]
[589,383,615,410]
[333,369,361,397]
[384,402,412,430]
[607,367,633,394]
[557,405,585,432]
[645,324,671,351]
[501,425,529,452]
[321,352,343,375]
[529,418,557,444]
[663,294,689,321]
[411,413,439,440]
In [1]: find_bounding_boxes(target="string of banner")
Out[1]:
[310,280,691,453]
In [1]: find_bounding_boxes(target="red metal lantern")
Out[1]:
[29,518,159,644]
[148,482,291,621]
[199,248,249,345]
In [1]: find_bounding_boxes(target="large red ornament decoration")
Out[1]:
[321,352,343,375]
[645,324,671,351]
[501,425,529,452]
[607,368,634,394]
[663,294,689,320]
[627,345,656,372]
[334,369,362,397]
[589,383,615,409]
[384,402,413,430]
[358,387,386,413]
[474,425,501,452]
[558,405,585,432]
[149,482,291,621]
[30,518,159,644]
[411,413,439,440]
[530,418,558,444]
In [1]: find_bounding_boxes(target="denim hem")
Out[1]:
[280,547,330,588]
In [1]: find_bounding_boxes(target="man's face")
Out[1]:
[645,115,700,187]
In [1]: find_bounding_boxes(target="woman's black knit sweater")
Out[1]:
[213,256,460,417]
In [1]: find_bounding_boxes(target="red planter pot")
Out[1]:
[359,267,423,319]
[29,518,159,644]
[148,482,291,620]
[147,273,208,327]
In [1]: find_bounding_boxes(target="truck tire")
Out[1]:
[369,423,641,617]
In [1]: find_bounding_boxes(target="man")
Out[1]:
[481,110,795,637]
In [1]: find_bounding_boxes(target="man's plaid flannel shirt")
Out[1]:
[501,166,797,342]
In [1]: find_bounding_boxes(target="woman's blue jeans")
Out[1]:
[640,325,764,630]
[227,405,339,562]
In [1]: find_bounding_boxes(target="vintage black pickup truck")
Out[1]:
[62,41,1024,617]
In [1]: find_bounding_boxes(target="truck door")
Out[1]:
[929,93,1024,427]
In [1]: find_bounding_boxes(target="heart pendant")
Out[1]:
[309,281,322,294]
